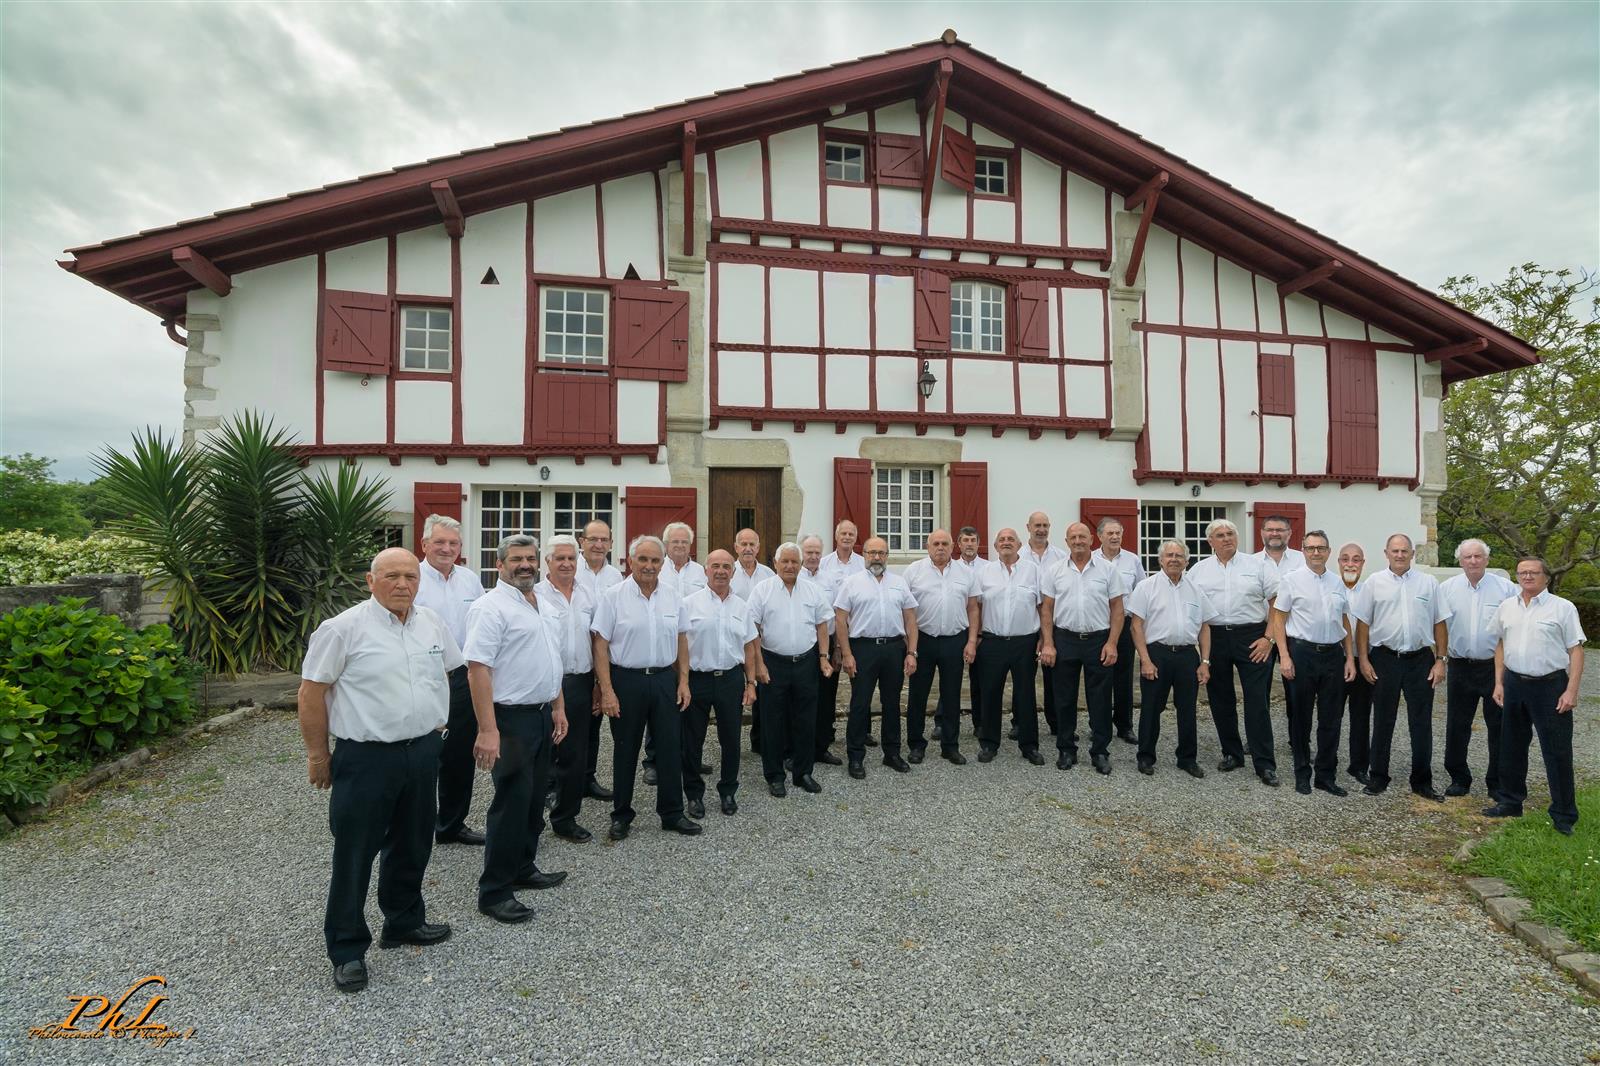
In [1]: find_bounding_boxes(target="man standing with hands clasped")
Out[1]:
[1127,540,1215,778]
[1438,539,1517,798]
[902,529,980,765]
[1040,522,1124,775]
[1271,530,1354,797]
[681,549,759,814]
[750,543,835,796]
[835,536,919,779]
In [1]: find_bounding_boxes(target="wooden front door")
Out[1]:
[708,468,781,565]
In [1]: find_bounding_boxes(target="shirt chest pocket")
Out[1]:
[408,650,449,694]
[1184,600,1202,624]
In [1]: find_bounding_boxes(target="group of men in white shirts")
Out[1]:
[296,508,1586,994]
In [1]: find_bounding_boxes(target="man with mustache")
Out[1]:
[834,536,919,779]
[1270,529,1354,796]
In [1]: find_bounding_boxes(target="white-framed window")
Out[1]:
[875,466,937,553]
[1139,503,1230,572]
[553,489,616,547]
[478,489,543,588]
[974,155,1009,196]
[541,287,608,366]
[376,524,406,550]
[951,280,1005,354]
[401,306,452,372]
[825,140,866,182]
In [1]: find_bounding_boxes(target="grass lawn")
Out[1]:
[1470,785,1600,953]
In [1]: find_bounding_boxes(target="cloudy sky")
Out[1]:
[3,0,1595,479]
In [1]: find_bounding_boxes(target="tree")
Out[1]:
[1438,265,1599,592]
[0,454,92,538]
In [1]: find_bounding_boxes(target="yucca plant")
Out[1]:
[299,463,390,641]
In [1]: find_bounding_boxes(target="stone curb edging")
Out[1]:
[2,701,277,831]
[1459,838,1600,999]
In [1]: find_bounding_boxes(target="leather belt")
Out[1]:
[690,668,741,677]
[1508,668,1567,684]
[1374,646,1433,660]
[859,636,904,645]
[1055,626,1110,641]
[763,647,818,663]
[1153,642,1196,652]
[612,665,672,675]
[1213,622,1266,632]
[1289,637,1342,654]
[980,632,1033,640]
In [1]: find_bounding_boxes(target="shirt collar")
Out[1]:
[367,596,412,627]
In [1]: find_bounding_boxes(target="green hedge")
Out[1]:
[0,530,149,587]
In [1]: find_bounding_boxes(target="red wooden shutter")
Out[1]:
[940,125,976,192]
[320,289,392,375]
[612,285,689,381]
[625,486,697,560]
[1327,340,1378,476]
[529,370,615,445]
[871,132,924,188]
[1079,497,1139,550]
[914,270,951,351]
[1250,502,1307,550]
[1258,351,1296,416]
[949,461,990,559]
[833,458,873,535]
[412,482,464,561]
[1011,280,1050,358]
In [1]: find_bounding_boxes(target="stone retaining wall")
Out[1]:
[0,573,170,629]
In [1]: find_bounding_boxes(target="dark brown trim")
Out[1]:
[1133,321,1420,353]
[709,240,1106,287]
[713,215,1106,263]
[171,246,231,296]
[681,121,697,256]
[1278,259,1343,298]
[429,180,465,237]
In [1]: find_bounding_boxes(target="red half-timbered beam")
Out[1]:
[1277,259,1343,298]
[1424,336,1488,363]
[681,121,697,256]
[1121,171,1167,288]
[171,246,231,296]
[920,60,952,223]
[1123,170,1168,214]
[429,179,465,237]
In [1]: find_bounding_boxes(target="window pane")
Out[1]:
[566,290,585,311]
[586,292,603,313]
[585,336,603,358]
[428,351,447,370]
[429,310,449,330]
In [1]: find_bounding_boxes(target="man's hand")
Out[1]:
[842,655,857,678]
[1427,658,1446,688]
[1197,662,1211,684]
[1493,683,1505,707]
[1557,687,1578,714]
[1100,642,1117,667]
[1343,658,1356,683]
[1360,658,1378,685]
[598,688,621,718]
[904,654,918,676]
[1039,644,1057,668]
[307,752,331,789]
[742,682,757,708]
[819,657,833,679]
[1248,637,1273,664]
[757,665,772,685]
[677,680,691,711]
[552,708,569,745]
[1140,655,1157,681]
[963,641,977,665]
[1279,656,1296,682]
[474,729,501,772]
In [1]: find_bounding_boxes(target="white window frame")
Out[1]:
[474,486,619,587]
[824,140,867,183]
[874,465,939,554]
[400,305,452,373]
[974,155,1009,196]
[539,286,609,367]
[950,280,1006,355]
[1139,502,1232,572]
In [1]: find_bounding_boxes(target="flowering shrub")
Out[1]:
[0,530,149,587]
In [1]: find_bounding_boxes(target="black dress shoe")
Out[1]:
[1315,781,1349,797]
[436,827,486,846]
[769,779,788,797]
[643,765,658,786]
[379,922,451,949]
[1295,779,1312,795]
[1444,782,1470,798]
[1554,823,1574,836]
[942,749,967,766]
[663,816,703,835]
[784,758,793,772]
[865,734,879,747]
[796,774,822,793]
[1137,761,1155,776]
[977,747,996,764]
[686,797,705,820]
[1349,767,1371,785]
[1021,749,1045,766]
[586,779,614,801]
[608,818,630,841]
[1413,787,1444,803]
[720,795,738,815]
[908,748,925,765]
[1258,769,1280,788]
[1217,755,1245,772]
[816,750,844,766]
[332,959,368,993]
[884,754,911,773]
[700,762,713,774]
[1092,754,1111,775]
[1056,752,1073,771]
[1180,763,1205,779]
[1361,783,1386,796]
[1117,729,1137,745]
[552,822,593,843]
[479,898,534,924]
[848,761,866,779]
[513,868,568,890]
[1481,803,1520,818]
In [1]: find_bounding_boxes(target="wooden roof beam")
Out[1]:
[429,179,465,237]
[1424,336,1488,363]
[171,246,231,297]
[1123,170,1168,214]
[1277,259,1343,298]
[681,121,697,256]
[1122,171,1168,288]
[920,59,952,223]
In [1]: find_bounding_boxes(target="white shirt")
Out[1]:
[749,577,833,655]
[413,561,484,647]
[462,581,565,705]
[834,570,918,639]
[1042,555,1122,632]
[903,557,978,637]
[1097,547,1146,597]
[976,557,1043,637]
[302,597,463,742]
[953,555,987,577]
[800,566,842,635]
[1188,552,1279,625]
[1026,543,1069,574]
[730,561,777,601]
[576,561,624,596]
[1440,572,1518,660]
[662,558,708,596]
[1251,547,1307,583]
[1489,590,1586,676]
[1127,573,1218,646]
[1273,566,1351,644]
[533,578,596,674]
[683,587,758,672]
[818,550,865,580]
[1350,568,1451,653]
[590,577,688,669]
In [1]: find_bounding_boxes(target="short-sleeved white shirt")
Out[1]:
[1440,572,1518,661]
[1489,590,1586,676]
[1273,566,1350,644]
[976,557,1043,637]
[532,578,596,674]
[413,562,484,647]
[662,558,708,597]
[590,577,688,669]
[1097,547,1146,597]
[818,550,865,580]
[301,597,463,742]
[1042,555,1122,632]
[462,581,565,705]
[1188,552,1279,625]
[683,587,758,672]
[903,557,978,637]
[800,565,842,635]
[1251,547,1307,584]
[576,561,624,596]
[750,577,832,655]
[1350,568,1451,653]
[730,562,777,601]
[1127,573,1218,646]
[834,571,918,639]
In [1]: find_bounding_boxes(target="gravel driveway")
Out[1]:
[2,670,1596,1064]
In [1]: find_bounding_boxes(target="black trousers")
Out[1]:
[846,637,905,761]
[763,648,819,782]
[478,702,554,907]
[1137,643,1200,767]
[814,645,840,756]
[585,695,604,784]
[1039,663,1057,735]
[977,634,1039,752]
[968,656,984,731]
[609,667,685,825]
[1110,625,1136,734]
[325,730,441,964]
[684,670,743,799]
[550,671,595,828]
[1496,669,1577,830]
[1207,623,1276,773]
[1444,657,1502,794]
[1345,674,1373,775]
[1368,646,1436,792]
[1052,627,1113,759]
[907,630,968,752]
[435,666,477,836]
[1287,640,1345,786]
